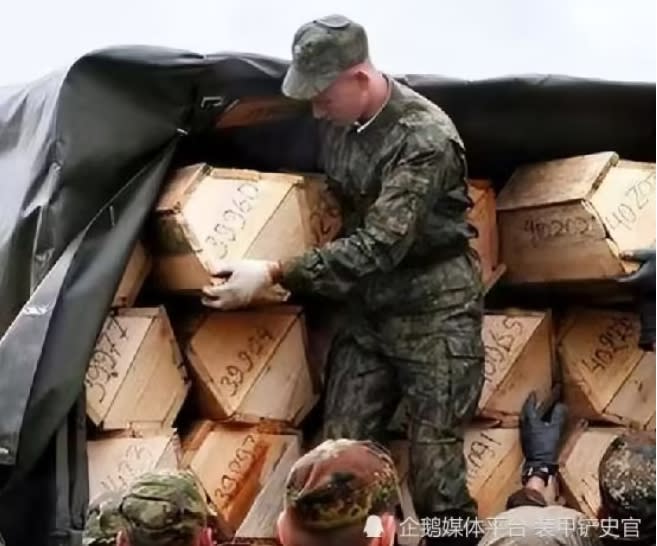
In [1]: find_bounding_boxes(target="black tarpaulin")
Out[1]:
[0,45,654,545]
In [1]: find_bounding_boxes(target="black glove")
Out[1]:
[618,249,656,351]
[519,393,567,483]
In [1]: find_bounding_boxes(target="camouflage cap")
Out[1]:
[83,489,127,546]
[282,14,369,100]
[119,469,208,546]
[599,433,655,533]
[284,439,400,531]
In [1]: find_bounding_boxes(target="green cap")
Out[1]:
[284,439,400,531]
[119,469,208,546]
[599,433,655,537]
[83,490,127,546]
[282,14,369,100]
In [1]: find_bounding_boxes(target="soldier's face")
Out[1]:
[311,70,368,125]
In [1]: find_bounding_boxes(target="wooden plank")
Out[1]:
[590,162,656,268]
[498,152,618,211]
[559,308,645,422]
[184,424,298,535]
[464,427,522,518]
[183,172,291,272]
[99,307,188,431]
[238,318,317,426]
[111,241,152,308]
[605,350,656,429]
[85,312,152,427]
[559,428,623,517]
[499,201,620,283]
[187,309,315,426]
[215,96,308,129]
[186,311,297,420]
[151,166,341,293]
[479,311,552,420]
[155,163,207,213]
[87,432,179,501]
[235,435,301,540]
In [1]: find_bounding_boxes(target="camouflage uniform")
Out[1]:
[281,15,485,520]
[118,469,209,546]
[83,489,127,546]
[599,433,655,544]
[284,438,400,532]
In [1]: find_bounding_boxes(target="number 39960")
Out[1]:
[205,183,260,259]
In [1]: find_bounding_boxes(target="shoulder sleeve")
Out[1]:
[279,136,455,298]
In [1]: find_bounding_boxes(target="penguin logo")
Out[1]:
[363,515,384,538]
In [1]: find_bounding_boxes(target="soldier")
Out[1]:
[202,15,485,542]
[479,394,656,545]
[479,394,601,546]
[597,433,655,545]
[83,489,127,546]
[277,438,401,546]
[115,469,213,546]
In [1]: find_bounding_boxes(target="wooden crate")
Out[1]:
[386,430,523,520]
[559,308,655,430]
[182,420,300,538]
[497,152,655,284]
[149,164,341,292]
[468,179,503,290]
[465,426,523,518]
[85,306,190,430]
[111,241,152,308]
[185,306,319,426]
[87,428,180,501]
[234,432,302,544]
[478,310,554,425]
[558,425,625,518]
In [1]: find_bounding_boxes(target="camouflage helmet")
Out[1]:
[284,438,401,531]
[282,14,369,100]
[599,433,656,539]
[119,469,208,546]
[83,489,127,546]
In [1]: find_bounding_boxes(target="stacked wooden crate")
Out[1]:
[84,152,655,543]
[496,152,656,521]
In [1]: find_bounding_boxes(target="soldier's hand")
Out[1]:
[519,392,567,470]
[618,249,656,293]
[617,249,656,351]
[201,259,279,310]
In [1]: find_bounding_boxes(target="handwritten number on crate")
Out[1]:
[214,434,258,506]
[581,316,635,373]
[206,182,260,259]
[219,327,275,397]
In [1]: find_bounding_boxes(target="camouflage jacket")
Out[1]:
[281,78,481,316]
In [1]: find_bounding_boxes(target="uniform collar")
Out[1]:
[352,75,395,135]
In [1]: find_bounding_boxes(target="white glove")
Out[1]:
[201,259,279,310]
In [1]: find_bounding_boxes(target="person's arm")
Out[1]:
[275,144,446,298]
[201,140,457,311]
[504,392,567,510]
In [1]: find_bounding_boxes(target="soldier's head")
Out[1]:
[598,432,656,542]
[277,439,400,546]
[283,15,386,125]
[83,489,127,546]
[115,469,212,546]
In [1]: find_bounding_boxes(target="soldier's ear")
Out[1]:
[380,513,397,546]
[198,527,213,546]
[115,530,129,546]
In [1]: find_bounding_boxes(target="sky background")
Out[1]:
[1,0,655,87]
